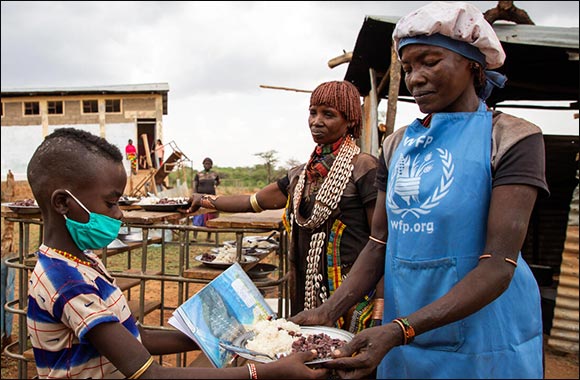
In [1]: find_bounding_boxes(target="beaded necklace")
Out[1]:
[291,135,360,310]
[52,248,95,267]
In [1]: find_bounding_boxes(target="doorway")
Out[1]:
[137,118,156,170]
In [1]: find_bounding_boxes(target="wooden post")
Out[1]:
[1,170,15,256]
[140,134,158,195]
[361,68,379,157]
[385,45,402,138]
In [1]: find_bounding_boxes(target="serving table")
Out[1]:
[184,209,289,316]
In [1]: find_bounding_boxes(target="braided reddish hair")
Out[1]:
[310,81,362,138]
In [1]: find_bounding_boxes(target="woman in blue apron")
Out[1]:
[291,2,549,378]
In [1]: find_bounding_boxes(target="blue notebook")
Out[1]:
[168,262,275,367]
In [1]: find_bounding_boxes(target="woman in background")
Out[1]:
[186,81,383,334]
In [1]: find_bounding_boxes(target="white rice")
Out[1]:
[245,318,302,357]
[213,246,237,263]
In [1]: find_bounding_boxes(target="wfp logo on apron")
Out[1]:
[387,147,455,220]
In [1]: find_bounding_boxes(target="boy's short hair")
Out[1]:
[27,128,124,208]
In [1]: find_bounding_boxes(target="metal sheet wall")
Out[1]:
[548,225,579,353]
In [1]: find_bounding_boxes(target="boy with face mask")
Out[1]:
[26,128,325,379]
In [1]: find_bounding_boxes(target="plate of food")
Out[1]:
[223,235,279,251]
[118,195,140,205]
[194,253,259,270]
[211,246,270,257]
[229,319,353,365]
[2,199,41,214]
[136,197,189,212]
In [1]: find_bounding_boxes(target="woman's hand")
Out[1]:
[181,194,201,214]
[289,306,334,327]
[323,323,399,379]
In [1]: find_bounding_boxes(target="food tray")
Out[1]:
[223,235,279,250]
[231,325,354,364]
[118,197,140,205]
[136,203,189,212]
[247,263,278,279]
[210,247,270,257]
[194,254,259,269]
[1,202,41,214]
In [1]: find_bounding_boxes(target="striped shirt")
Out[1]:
[27,245,140,379]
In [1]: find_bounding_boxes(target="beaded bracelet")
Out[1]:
[247,362,258,379]
[392,317,415,345]
[128,356,154,379]
[250,193,264,213]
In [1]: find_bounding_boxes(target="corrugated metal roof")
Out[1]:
[344,17,579,106]
[493,23,579,49]
[0,82,169,94]
[366,16,579,49]
[0,82,170,114]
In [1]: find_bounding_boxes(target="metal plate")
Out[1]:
[136,203,189,212]
[107,238,129,249]
[194,254,259,269]
[231,325,354,364]
[247,263,278,279]
[118,197,140,205]
[1,203,41,214]
[211,247,270,257]
[223,236,278,250]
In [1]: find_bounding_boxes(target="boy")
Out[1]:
[26,128,324,379]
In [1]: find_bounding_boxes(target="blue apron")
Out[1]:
[379,102,543,379]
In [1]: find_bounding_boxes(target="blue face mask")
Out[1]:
[63,190,122,250]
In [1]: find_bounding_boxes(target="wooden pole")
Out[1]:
[259,85,311,93]
[328,51,353,69]
[1,170,15,256]
[385,45,402,138]
[140,134,158,195]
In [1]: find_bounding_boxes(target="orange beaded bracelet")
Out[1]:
[392,317,415,345]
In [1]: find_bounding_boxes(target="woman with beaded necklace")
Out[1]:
[186,80,383,333]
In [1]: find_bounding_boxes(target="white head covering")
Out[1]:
[393,1,505,69]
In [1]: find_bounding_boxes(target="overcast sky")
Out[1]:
[2,1,578,172]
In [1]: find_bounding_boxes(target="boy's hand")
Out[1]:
[268,350,329,379]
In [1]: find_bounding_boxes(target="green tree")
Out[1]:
[254,150,278,183]
[285,158,301,169]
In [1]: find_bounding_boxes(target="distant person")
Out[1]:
[25,127,326,379]
[124,139,137,175]
[185,81,383,333]
[154,139,165,169]
[192,157,220,242]
[139,154,148,170]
